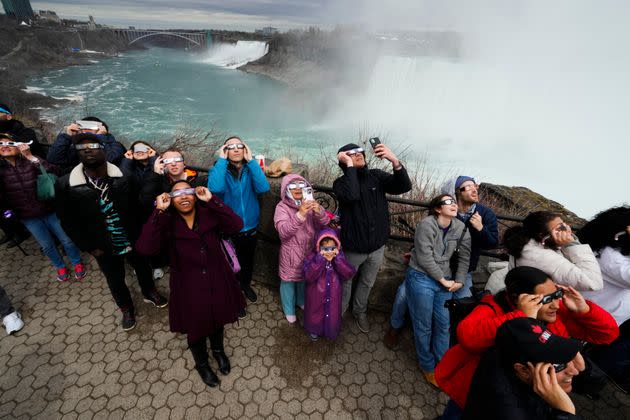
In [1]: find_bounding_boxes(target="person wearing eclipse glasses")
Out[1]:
[404,193,471,388]
[273,174,330,325]
[486,211,603,294]
[55,133,167,331]
[0,132,86,282]
[333,141,412,334]
[578,206,630,393]
[208,136,270,317]
[47,116,125,174]
[463,317,587,420]
[435,266,618,419]
[136,182,246,389]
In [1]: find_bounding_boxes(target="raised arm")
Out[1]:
[332,169,361,203]
[274,203,303,241]
[303,253,329,283]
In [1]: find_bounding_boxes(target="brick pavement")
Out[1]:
[0,238,629,419]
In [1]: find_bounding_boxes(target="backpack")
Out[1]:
[444,291,496,347]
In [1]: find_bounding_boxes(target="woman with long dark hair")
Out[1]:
[136,181,246,388]
[578,205,630,393]
[495,211,603,291]
[406,193,471,387]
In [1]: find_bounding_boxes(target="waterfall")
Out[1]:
[202,40,269,69]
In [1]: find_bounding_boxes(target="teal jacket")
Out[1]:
[207,158,270,232]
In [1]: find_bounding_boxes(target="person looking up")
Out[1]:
[119,141,158,186]
[0,102,46,158]
[208,136,270,316]
[333,141,412,333]
[55,133,167,331]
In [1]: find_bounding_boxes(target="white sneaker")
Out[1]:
[153,268,164,280]
[3,311,24,335]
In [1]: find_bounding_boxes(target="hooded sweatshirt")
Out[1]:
[302,228,357,339]
[274,174,330,281]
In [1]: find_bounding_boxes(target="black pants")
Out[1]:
[232,231,257,291]
[95,250,155,310]
[188,327,225,348]
[0,216,29,241]
[0,285,15,318]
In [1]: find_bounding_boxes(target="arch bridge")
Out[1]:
[113,29,208,47]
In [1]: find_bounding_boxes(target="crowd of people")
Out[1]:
[0,103,628,416]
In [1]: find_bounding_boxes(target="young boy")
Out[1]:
[303,228,356,341]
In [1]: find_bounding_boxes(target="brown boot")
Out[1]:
[383,326,401,350]
[423,371,439,388]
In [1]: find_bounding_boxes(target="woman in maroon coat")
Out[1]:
[136,181,246,388]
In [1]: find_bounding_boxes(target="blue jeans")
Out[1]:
[21,213,82,269]
[390,272,472,329]
[280,281,305,316]
[406,268,451,372]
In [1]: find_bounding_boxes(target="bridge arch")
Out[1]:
[128,32,201,46]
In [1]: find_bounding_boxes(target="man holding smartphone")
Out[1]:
[333,139,412,333]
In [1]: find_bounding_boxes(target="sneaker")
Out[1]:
[354,312,370,333]
[309,333,319,342]
[152,268,164,280]
[143,289,168,308]
[56,267,70,282]
[3,311,24,335]
[383,326,401,350]
[243,286,257,303]
[121,307,136,331]
[73,263,87,280]
[286,315,297,324]
[238,308,247,319]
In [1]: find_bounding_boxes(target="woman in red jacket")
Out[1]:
[435,266,619,418]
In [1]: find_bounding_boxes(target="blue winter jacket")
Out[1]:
[207,158,270,232]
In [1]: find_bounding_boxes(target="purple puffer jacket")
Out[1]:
[274,174,330,281]
[303,228,356,340]
[0,155,59,219]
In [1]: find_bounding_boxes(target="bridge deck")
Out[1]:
[0,239,628,419]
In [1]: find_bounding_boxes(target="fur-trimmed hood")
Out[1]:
[69,162,123,187]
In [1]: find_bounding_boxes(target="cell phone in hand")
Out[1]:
[369,137,381,149]
[303,187,314,201]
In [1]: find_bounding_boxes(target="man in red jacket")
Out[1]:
[435,266,619,418]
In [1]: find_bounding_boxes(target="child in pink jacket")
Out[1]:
[274,174,329,323]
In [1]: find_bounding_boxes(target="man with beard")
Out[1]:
[333,142,412,333]
[55,133,167,331]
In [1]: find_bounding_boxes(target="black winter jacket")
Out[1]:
[463,349,582,420]
[55,163,144,254]
[333,165,412,253]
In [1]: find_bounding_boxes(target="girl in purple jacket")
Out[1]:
[303,228,356,340]
[274,174,329,323]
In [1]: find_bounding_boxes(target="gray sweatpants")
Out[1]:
[0,286,15,318]
[342,246,386,315]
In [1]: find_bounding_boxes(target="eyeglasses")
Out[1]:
[169,188,195,198]
[287,181,307,190]
[346,148,364,156]
[321,246,338,252]
[540,289,563,305]
[614,230,628,241]
[0,140,33,147]
[162,157,183,164]
[439,198,457,206]
[74,143,104,150]
[225,144,245,151]
[458,183,478,193]
[552,363,567,373]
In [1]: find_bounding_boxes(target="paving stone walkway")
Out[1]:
[0,238,629,419]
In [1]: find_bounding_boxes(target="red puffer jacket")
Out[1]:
[435,292,619,409]
[0,156,59,219]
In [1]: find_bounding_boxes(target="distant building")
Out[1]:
[1,0,34,20]
[37,10,60,23]
[87,15,96,30]
[260,27,278,36]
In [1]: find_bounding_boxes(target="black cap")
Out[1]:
[496,318,582,367]
[71,133,103,145]
[0,131,16,140]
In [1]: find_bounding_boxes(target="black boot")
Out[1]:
[210,328,231,375]
[189,338,220,387]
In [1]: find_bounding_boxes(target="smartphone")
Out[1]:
[369,137,381,149]
[303,187,314,201]
[76,120,101,131]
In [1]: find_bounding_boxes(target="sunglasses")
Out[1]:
[74,143,104,150]
[162,157,183,164]
[540,289,564,305]
[169,188,195,198]
[321,246,338,252]
[346,148,364,156]
[287,181,307,190]
[440,198,457,206]
[458,183,478,193]
[133,145,150,153]
[225,144,245,150]
[0,140,33,147]
[552,363,567,373]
